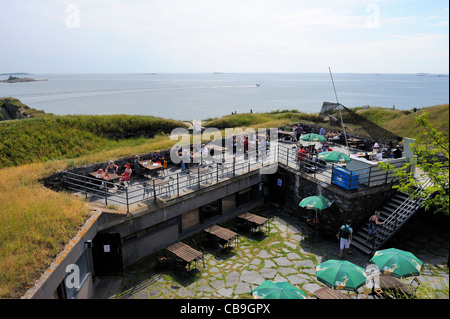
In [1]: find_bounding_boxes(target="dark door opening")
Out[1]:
[92,233,123,277]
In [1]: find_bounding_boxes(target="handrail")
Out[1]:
[61,144,409,213]
[371,177,432,251]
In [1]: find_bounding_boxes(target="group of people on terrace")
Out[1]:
[176,132,272,171]
[94,151,166,188]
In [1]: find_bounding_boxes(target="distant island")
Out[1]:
[1,76,48,83]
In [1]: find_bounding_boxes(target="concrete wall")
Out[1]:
[23,211,101,299]
[278,163,396,234]
[100,170,264,267]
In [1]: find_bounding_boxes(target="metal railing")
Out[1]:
[61,148,278,213]
[277,144,408,189]
[370,177,433,252]
[61,144,408,213]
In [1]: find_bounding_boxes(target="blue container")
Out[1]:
[332,166,359,190]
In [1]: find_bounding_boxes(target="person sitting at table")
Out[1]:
[117,163,132,187]
[151,151,164,164]
[391,145,403,159]
[372,142,380,154]
[332,131,341,140]
[93,168,108,188]
[325,144,333,151]
[105,160,118,175]
[297,145,307,170]
[95,168,107,179]
[134,155,143,177]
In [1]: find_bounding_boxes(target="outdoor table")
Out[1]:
[237,212,269,233]
[277,130,295,141]
[141,161,163,177]
[314,286,351,299]
[378,274,416,298]
[144,178,171,199]
[166,241,204,272]
[89,172,120,181]
[203,225,239,249]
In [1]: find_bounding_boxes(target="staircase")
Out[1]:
[352,178,432,255]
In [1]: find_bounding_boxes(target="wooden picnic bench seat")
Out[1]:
[314,286,351,299]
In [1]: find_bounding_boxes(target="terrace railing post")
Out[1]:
[197,167,201,189]
[177,173,180,197]
[368,166,372,187]
[331,164,335,184]
[153,179,156,203]
[233,156,236,178]
[104,183,108,206]
[83,176,87,199]
[216,163,219,183]
[125,187,129,213]
[286,148,289,166]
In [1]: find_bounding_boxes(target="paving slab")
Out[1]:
[240,270,264,285]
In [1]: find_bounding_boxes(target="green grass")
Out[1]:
[0,114,187,168]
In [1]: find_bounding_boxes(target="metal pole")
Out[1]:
[153,179,156,203]
[125,187,129,213]
[328,67,350,155]
[177,173,180,197]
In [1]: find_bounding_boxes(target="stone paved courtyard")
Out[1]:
[94,204,449,299]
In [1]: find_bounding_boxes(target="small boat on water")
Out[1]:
[256,84,260,87]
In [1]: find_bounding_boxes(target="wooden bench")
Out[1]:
[314,286,351,299]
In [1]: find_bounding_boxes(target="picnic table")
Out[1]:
[144,178,171,199]
[314,286,351,299]
[378,274,417,298]
[141,161,163,177]
[166,241,204,272]
[347,138,364,149]
[203,225,239,249]
[277,130,296,141]
[89,172,120,181]
[237,212,269,233]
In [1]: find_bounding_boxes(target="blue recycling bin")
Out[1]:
[332,166,359,190]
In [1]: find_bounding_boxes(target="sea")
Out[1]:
[0,73,448,121]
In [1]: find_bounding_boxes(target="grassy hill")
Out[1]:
[0,101,447,298]
[0,114,187,168]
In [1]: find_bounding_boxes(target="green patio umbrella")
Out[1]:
[252,281,306,299]
[301,133,326,142]
[317,151,351,163]
[370,248,423,278]
[315,259,368,292]
[299,195,332,210]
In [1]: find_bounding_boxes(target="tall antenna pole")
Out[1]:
[328,67,349,154]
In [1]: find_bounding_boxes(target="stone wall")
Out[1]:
[278,164,396,236]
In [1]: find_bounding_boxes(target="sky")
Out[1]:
[0,0,448,74]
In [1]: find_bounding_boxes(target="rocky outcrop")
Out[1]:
[0,97,46,121]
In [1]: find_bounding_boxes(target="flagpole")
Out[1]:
[328,67,350,155]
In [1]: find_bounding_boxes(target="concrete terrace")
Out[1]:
[67,139,363,214]
[93,204,449,300]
